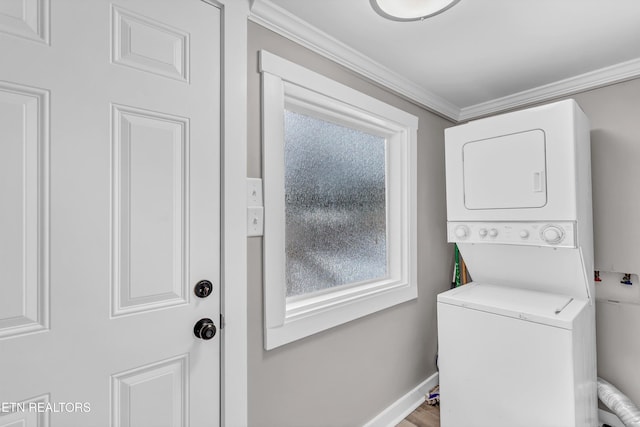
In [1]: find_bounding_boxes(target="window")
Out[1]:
[261,50,418,349]
[284,110,388,297]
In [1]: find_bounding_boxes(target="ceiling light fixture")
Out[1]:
[370,0,460,22]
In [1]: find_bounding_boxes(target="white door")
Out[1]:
[463,129,547,210]
[0,1,221,426]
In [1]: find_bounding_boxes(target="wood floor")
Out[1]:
[396,402,440,427]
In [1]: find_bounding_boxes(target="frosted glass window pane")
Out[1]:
[284,110,387,297]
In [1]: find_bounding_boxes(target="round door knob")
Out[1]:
[194,280,213,298]
[520,230,530,239]
[194,318,217,340]
[489,228,498,237]
[541,225,564,244]
[478,228,488,237]
[454,225,469,239]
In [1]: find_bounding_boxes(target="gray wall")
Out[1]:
[568,79,640,407]
[247,22,453,427]
[247,19,640,424]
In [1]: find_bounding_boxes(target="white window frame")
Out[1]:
[260,50,418,350]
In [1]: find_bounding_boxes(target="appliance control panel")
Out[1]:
[447,221,577,248]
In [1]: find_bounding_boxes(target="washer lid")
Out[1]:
[437,282,587,329]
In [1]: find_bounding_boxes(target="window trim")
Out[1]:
[260,50,418,350]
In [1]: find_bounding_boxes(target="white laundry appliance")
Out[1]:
[438,99,597,427]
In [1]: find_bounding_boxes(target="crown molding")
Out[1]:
[249,0,461,121]
[250,0,640,123]
[459,57,640,121]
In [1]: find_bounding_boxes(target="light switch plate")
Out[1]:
[247,178,263,207]
[247,206,264,237]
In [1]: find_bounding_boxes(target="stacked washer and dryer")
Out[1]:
[438,99,598,427]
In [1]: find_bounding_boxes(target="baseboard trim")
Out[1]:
[363,372,439,427]
[363,375,622,427]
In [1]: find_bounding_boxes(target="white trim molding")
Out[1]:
[459,57,640,121]
[260,50,418,350]
[249,0,459,120]
[362,373,624,427]
[363,373,439,427]
[218,0,249,426]
[249,0,640,122]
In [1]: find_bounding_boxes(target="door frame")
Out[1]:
[216,0,249,425]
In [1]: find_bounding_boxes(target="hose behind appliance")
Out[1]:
[598,377,640,427]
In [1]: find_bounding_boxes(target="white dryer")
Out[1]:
[438,99,597,427]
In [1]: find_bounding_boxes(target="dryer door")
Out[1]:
[463,129,547,210]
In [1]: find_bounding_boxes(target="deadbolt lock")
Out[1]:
[194,280,213,298]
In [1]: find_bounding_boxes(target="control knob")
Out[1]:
[488,228,498,238]
[478,228,488,237]
[520,230,530,239]
[541,225,564,244]
[454,225,469,239]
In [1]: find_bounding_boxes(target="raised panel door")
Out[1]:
[0,1,220,426]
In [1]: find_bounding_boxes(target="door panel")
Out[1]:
[0,0,49,44]
[0,1,220,426]
[112,105,190,316]
[112,5,189,82]
[0,83,48,339]
[111,355,188,427]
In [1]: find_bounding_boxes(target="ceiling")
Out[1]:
[250,0,640,121]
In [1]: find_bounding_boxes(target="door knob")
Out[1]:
[194,280,213,298]
[194,318,217,340]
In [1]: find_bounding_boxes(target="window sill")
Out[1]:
[265,279,417,350]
